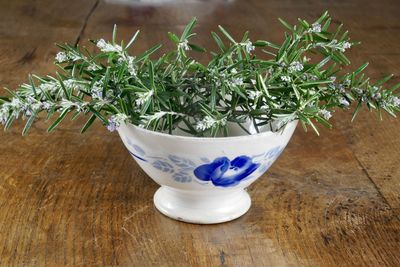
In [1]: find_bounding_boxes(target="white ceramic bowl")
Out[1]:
[117,120,298,224]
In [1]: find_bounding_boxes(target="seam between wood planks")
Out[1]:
[352,151,400,220]
[74,0,100,46]
[352,151,393,209]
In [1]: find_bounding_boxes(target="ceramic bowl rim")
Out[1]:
[119,120,298,142]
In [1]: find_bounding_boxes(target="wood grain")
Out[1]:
[0,0,399,266]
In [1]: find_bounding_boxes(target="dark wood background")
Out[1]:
[0,0,399,266]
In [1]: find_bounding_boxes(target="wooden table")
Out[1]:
[0,0,399,266]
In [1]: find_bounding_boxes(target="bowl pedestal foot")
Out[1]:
[153,186,251,224]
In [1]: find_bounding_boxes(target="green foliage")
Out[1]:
[1,12,399,136]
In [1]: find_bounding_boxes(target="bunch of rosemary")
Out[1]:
[0,11,399,136]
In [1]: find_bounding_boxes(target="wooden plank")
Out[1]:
[0,0,399,266]
[335,109,400,209]
[0,0,99,266]
[0,0,98,88]
[313,3,400,208]
[333,33,400,208]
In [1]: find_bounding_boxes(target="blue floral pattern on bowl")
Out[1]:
[123,137,284,186]
[193,156,260,187]
[124,138,195,183]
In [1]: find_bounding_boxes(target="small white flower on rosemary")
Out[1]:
[343,41,352,50]
[87,64,100,71]
[107,113,129,132]
[310,23,322,33]
[319,109,332,120]
[248,90,262,100]
[178,39,190,51]
[39,82,58,93]
[302,73,318,81]
[63,79,75,89]
[196,116,227,131]
[126,56,137,76]
[353,87,363,96]
[110,54,136,77]
[316,39,352,52]
[25,96,41,110]
[372,92,381,100]
[96,39,122,53]
[280,76,291,82]
[143,111,166,121]
[135,90,154,106]
[338,85,346,94]
[91,82,104,100]
[59,99,85,112]
[68,51,85,62]
[339,97,350,107]
[63,79,86,92]
[288,61,304,73]
[391,96,400,107]
[343,78,351,87]
[140,111,184,127]
[242,40,255,53]
[0,104,10,124]
[229,77,244,87]
[55,52,68,63]
[41,101,53,111]
[10,98,23,109]
[117,56,136,75]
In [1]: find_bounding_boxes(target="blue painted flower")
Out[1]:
[193,156,260,187]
